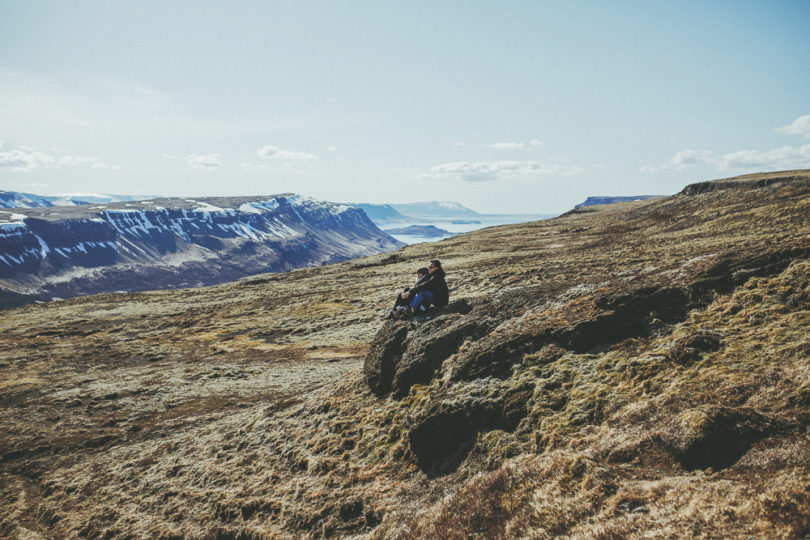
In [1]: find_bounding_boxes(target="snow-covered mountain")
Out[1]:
[0,190,62,208]
[0,194,403,307]
[0,190,157,208]
[351,201,479,222]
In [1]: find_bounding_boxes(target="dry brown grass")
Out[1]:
[1,170,809,538]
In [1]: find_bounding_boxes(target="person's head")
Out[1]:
[428,259,441,273]
[416,267,429,277]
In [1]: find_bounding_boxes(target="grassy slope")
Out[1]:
[0,170,808,538]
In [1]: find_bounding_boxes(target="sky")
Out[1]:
[0,1,809,214]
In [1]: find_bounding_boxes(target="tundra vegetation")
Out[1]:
[1,170,809,539]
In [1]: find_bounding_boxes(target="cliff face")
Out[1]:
[0,195,403,306]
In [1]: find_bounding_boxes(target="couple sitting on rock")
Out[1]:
[386,259,449,319]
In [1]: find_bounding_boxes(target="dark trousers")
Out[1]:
[393,291,410,309]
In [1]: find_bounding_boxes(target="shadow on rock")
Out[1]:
[408,382,534,477]
[656,406,775,471]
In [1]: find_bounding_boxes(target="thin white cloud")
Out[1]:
[186,153,222,169]
[488,138,544,150]
[647,149,715,172]
[777,114,810,139]
[256,145,317,161]
[418,160,583,182]
[0,146,55,171]
[717,144,810,170]
[642,116,810,173]
[489,142,526,150]
[0,145,119,172]
[669,149,714,167]
[642,144,810,173]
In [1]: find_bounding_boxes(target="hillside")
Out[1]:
[0,195,403,308]
[1,170,809,538]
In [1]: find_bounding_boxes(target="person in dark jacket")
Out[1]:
[385,267,430,319]
[393,267,429,308]
[405,259,449,314]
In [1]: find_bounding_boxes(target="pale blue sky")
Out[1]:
[1,1,808,213]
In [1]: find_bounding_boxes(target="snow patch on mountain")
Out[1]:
[0,211,27,223]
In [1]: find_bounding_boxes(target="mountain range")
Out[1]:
[0,194,402,308]
[0,190,154,208]
[353,201,480,223]
[4,192,482,221]
[0,192,545,306]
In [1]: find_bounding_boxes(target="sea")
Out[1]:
[380,214,557,245]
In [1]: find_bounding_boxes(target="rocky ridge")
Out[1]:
[1,170,809,538]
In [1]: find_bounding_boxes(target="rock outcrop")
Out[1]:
[363,299,484,398]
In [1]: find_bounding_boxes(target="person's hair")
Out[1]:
[429,259,442,269]
[416,267,429,275]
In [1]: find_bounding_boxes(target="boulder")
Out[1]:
[363,299,491,398]
[363,321,409,396]
[391,315,491,398]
